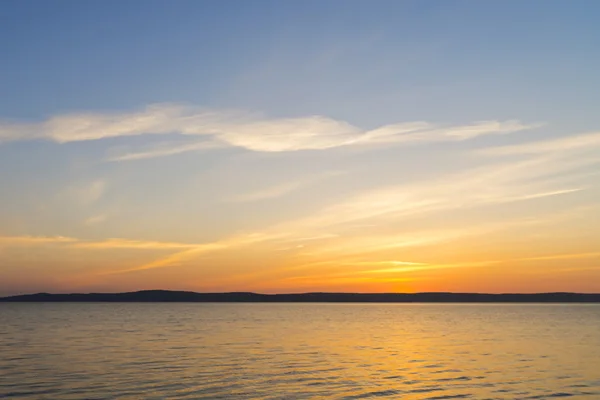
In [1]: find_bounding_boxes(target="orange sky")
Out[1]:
[2,2,600,296]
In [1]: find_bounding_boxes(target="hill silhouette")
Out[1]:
[1,290,600,302]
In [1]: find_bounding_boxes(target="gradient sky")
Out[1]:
[1,0,599,296]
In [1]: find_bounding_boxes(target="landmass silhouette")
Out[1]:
[1,290,600,302]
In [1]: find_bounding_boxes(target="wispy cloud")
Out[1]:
[254,249,600,288]
[0,104,187,143]
[293,231,464,258]
[106,140,225,162]
[0,103,541,156]
[0,235,210,251]
[263,156,588,236]
[367,120,544,144]
[87,132,598,277]
[273,261,476,284]
[515,252,600,262]
[71,238,199,250]
[105,232,280,274]
[228,171,345,203]
[5,106,594,286]
[0,236,76,246]
[499,188,585,202]
[480,131,600,156]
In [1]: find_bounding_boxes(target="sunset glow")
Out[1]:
[1,1,599,296]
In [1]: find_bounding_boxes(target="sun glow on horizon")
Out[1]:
[2,1,600,296]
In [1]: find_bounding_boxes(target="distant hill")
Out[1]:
[1,290,600,302]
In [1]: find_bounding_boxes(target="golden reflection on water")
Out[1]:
[1,303,599,399]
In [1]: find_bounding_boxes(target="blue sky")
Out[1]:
[1,1,599,295]
[3,0,599,122]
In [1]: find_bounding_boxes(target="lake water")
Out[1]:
[1,303,599,399]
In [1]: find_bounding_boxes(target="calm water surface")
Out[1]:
[1,303,599,399]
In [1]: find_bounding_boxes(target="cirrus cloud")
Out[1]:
[0,103,542,157]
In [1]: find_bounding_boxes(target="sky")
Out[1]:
[1,0,599,296]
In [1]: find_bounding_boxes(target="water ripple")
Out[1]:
[1,303,599,399]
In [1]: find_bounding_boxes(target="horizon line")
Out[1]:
[2,289,600,303]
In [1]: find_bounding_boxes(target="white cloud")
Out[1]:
[106,140,225,162]
[1,104,188,143]
[426,120,544,140]
[480,131,600,156]
[0,103,541,155]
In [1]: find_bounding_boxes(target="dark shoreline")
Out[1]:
[2,290,600,303]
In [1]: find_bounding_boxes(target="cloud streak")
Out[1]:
[480,131,600,156]
[0,104,541,156]
[71,238,200,250]
[110,137,597,277]
[106,140,225,162]
[263,156,589,236]
[0,235,201,251]
[0,236,77,246]
[228,171,345,203]
[104,232,281,275]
